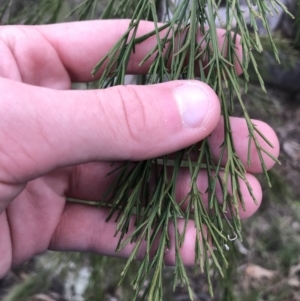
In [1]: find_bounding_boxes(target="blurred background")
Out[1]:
[0,0,300,300]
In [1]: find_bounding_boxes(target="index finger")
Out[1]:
[40,20,243,81]
[0,20,242,84]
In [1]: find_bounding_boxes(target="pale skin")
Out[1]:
[0,20,279,277]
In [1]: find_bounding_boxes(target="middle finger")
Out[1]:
[65,116,279,202]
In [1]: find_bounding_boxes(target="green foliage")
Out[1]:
[83,255,138,301]
[93,1,285,299]
[294,0,300,48]
[0,0,296,300]
[0,0,65,24]
[3,270,52,301]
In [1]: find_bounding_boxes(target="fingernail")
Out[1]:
[174,83,211,128]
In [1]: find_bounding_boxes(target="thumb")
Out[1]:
[0,79,220,184]
[84,80,221,160]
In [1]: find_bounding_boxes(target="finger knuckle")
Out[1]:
[115,85,148,143]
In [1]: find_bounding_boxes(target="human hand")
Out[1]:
[0,20,279,277]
